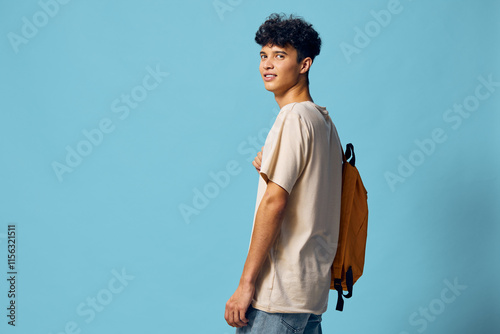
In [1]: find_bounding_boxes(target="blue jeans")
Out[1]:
[236,305,322,334]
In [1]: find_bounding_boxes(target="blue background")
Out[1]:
[0,0,499,333]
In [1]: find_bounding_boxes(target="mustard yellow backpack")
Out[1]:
[330,143,369,311]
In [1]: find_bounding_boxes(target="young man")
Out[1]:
[224,13,343,333]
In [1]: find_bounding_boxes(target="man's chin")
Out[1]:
[263,83,276,92]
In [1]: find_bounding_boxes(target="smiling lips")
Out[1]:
[263,73,277,81]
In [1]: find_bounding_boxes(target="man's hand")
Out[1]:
[224,282,256,328]
[252,147,263,172]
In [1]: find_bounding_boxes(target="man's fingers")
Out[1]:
[233,310,246,328]
[225,305,249,328]
[239,309,249,324]
[228,310,236,327]
[225,302,238,327]
[253,150,263,172]
[252,161,260,171]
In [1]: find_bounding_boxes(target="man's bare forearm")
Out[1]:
[239,181,288,286]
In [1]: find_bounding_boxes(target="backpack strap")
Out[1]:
[343,266,354,298]
[334,278,344,311]
[334,266,354,311]
[345,143,355,167]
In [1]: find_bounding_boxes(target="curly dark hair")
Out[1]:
[255,13,321,63]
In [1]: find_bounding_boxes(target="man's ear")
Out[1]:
[299,57,313,74]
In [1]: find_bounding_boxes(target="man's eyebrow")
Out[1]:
[260,50,288,55]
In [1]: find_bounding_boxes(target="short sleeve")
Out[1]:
[259,111,310,194]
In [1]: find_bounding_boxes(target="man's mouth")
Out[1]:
[263,74,277,81]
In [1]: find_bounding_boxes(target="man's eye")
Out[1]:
[276,55,284,59]
[260,55,267,59]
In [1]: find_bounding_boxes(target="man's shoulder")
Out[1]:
[281,101,330,131]
[286,101,328,119]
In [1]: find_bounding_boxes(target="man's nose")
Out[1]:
[262,58,274,69]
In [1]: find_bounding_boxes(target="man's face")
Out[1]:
[259,43,303,95]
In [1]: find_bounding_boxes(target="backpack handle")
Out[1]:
[343,143,356,167]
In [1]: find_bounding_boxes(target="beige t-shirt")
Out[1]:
[250,101,343,315]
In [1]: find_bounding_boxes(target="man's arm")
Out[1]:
[224,179,289,328]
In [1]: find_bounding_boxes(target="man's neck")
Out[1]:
[274,83,313,109]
